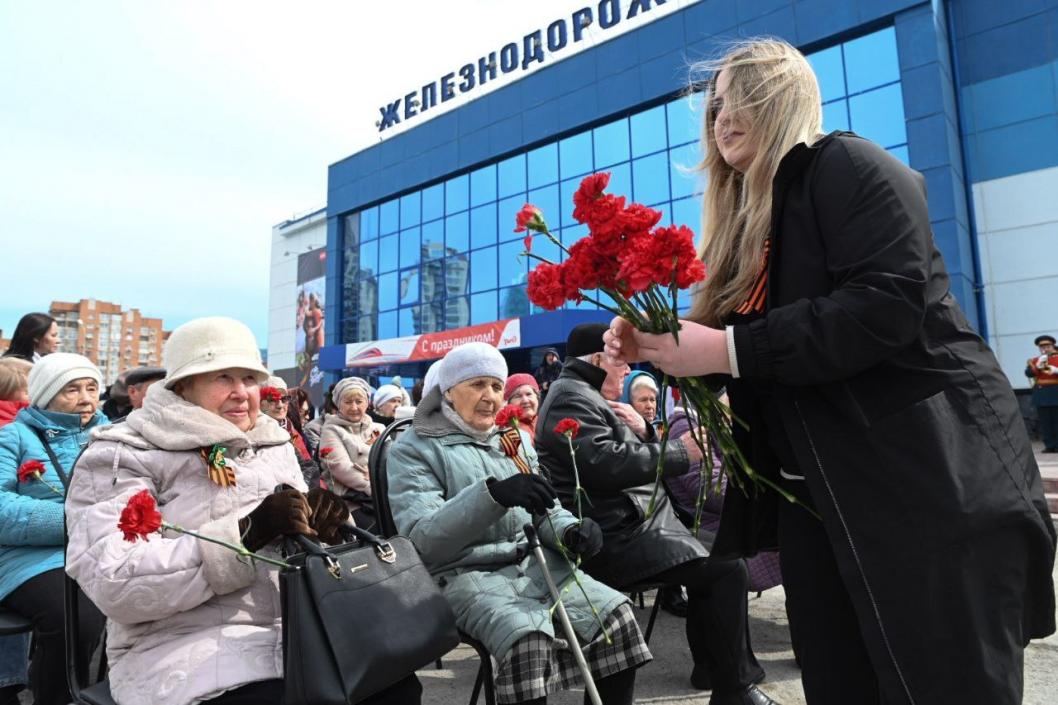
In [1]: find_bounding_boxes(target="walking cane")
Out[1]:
[523,522,603,705]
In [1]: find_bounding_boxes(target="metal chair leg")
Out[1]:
[469,663,484,705]
[644,590,663,644]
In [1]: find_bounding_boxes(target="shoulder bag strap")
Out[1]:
[29,427,70,490]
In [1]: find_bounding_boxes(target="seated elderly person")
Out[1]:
[502,373,541,445]
[0,353,108,705]
[388,342,650,705]
[65,317,418,705]
[320,377,385,527]
[620,370,658,426]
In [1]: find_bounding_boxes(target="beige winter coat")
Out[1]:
[318,413,384,496]
[65,384,307,705]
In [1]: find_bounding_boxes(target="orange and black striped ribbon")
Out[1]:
[201,447,236,488]
[498,427,532,474]
[734,237,771,315]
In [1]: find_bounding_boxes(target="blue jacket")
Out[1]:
[0,406,106,600]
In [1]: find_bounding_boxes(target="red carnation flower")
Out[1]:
[319,446,335,458]
[672,387,681,403]
[572,173,610,218]
[526,261,568,310]
[118,489,163,543]
[514,204,546,234]
[495,404,527,428]
[618,203,663,233]
[615,234,658,295]
[649,225,706,289]
[554,418,580,438]
[260,387,283,404]
[17,460,45,484]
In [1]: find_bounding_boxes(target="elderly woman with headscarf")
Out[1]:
[65,317,415,705]
[319,377,385,526]
[619,371,658,426]
[388,343,651,705]
[0,353,108,705]
[502,373,540,445]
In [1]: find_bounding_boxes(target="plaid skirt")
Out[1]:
[493,603,652,704]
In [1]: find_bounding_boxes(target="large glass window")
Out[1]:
[338,27,906,344]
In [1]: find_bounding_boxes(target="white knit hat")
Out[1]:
[373,384,403,409]
[332,376,372,405]
[437,343,507,393]
[422,361,441,395]
[163,317,269,389]
[265,375,288,391]
[27,353,102,408]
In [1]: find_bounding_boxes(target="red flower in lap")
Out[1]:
[118,490,163,543]
[17,460,46,484]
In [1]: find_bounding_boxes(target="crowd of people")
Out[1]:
[0,36,1054,705]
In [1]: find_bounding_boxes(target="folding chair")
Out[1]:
[368,418,496,705]
[64,573,116,705]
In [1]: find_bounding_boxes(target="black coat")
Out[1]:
[718,133,1056,704]
[535,358,706,587]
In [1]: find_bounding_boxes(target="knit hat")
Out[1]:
[504,373,539,401]
[332,376,372,405]
[163,317,269,389]
[566,323,608,358]
[423,361,441,395]
[1035,334,1056,346]
[265,375,288,391]
[27,353,102,408]
[437,343,507,393]
[373,384,403,409]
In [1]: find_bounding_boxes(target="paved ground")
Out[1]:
[421,445,1058,705]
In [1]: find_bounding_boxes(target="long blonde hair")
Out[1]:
[687,39,824,327]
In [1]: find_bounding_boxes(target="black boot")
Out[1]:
[709,685,779,705]
[587,667,636,705]
[658,585,688,617]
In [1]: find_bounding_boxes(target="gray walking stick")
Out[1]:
[523,522,603,705]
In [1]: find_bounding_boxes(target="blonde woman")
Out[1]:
[604,39,1055,705]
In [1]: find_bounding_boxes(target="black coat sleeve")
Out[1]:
[734,138,932,386]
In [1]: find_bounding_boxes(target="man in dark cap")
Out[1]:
[533,346,563,399]
[535,323,773,705]
[1026,335,1058,452]
[110,367,167,423]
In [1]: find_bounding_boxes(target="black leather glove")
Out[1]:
[241,489,313,551]
[486,474,557,515]
[306,488,351,544]
[562,518,604,558]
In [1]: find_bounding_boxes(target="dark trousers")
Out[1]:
[206,674,422,704]
[779,498,882,705]
[642,557,761,694]
[1037,404,1058,450]
[0,568,105,705]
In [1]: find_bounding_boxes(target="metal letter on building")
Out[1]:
[403,91,418,120]
[499,42,519,73]
[420,83,437,112]
[522,31,545,69]
[572,7,594,41]
[378,100,401,132]
[478,52,498,85]
[626,0,664,19]
[546,19,568,52]
[598,0,621,29]
[440,72,456,101]
[458,63,476,92]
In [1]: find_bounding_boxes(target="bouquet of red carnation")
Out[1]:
[517,172,796,533]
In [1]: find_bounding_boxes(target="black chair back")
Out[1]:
[367,417,413,538]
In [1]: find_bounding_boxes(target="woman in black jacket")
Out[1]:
[604,39,1055,705]
[2,313,58,363]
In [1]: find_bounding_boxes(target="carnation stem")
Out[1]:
[31,473,65,497]
[161,522,292,568]
[644,374,671,518]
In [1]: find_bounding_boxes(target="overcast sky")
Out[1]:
[0,0,696,346]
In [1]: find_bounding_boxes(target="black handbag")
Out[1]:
[280,525,460,705]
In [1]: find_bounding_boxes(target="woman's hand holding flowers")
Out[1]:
[604,317,731,378]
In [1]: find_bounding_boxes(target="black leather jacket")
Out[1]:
[534,358,707,586]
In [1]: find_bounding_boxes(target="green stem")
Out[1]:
[31,473,64,497]
[566,436,585,522]
[162,522,292,569]
[644,374,670,518]
[522,252,559,266]
[539,227,571,255]
[543,514,612,645]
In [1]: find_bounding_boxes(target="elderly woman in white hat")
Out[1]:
[388,342,650,705]
[0,353,108,705]
[319,377,386,526]
[65,318,416,705]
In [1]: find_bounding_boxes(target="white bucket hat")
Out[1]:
[163,317,269,389]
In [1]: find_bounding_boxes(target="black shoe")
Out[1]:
[708,685,779,705]
[690,664,712,690]
[658,585,688,618]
